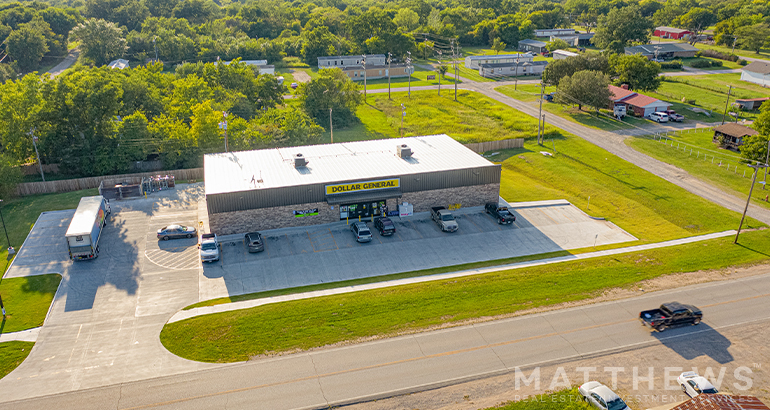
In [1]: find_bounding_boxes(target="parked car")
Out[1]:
[578,381,631,410]
[431,206,458,232]
[639,302,702,332]
[543,93,555,102]
[664,110,684,122]
[199,233,220,262]
[157,224,197,240]
[677,372,719,397]
[350,221,372,243]
[374,217,396,236]
[485,202,515,224]
[244,231,265,253]
[290,82,298,90]
[649,112,669,123]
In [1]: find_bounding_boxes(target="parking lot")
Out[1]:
[198,199,637,301]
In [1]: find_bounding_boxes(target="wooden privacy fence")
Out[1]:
[15,168,203,197]
[463,138,524,153]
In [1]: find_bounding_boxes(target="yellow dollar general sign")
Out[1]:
[325,179,400,195]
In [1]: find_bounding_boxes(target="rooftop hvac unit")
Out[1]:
[294,153,308,168]
[397,144,412,159]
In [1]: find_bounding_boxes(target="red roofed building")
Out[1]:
[671,395,769,410]
[654,26,692,40]
[608,85,672,118]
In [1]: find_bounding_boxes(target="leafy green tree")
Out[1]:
[146,0,180,18]
[0,74,46,163]
[527,9,568,30]
[542,53,610,86]
[491,37,506,54]
[418,40,434,60]
[172,0,220,25]
[546,38,570,52]
[301,26,340,65]
[593,6,653,54]
[0,153,22,199]
[69,18,127,66]
[394,9,419,33]
[253,107,324,147]
[678,8,716,45]
[736,24,770,54]
[610,54,661,92]
[298,68,362,129]
[742,102,770,163]
[39,7,80,37]
[0,63,16,83]
[555,70,611,112]
[347,9,397,45]
[6,23,48,72]
[85,0,149,32]
[437,63,448,79]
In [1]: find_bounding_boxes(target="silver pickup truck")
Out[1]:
[431,206,458,232]
[199,233,220,262]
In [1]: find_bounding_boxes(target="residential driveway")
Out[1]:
[198,199,636,301]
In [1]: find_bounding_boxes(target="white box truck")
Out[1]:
[65,196,111,261]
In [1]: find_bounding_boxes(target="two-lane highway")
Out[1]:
[3,271,770,410]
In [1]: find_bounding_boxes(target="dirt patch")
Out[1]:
[292,70,311,83]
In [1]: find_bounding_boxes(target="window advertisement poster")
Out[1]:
[293,208,319,218]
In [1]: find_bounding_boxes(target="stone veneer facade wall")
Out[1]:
[208,183,500,234]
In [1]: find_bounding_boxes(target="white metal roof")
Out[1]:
[466,54,530,61]
[65,196,105,237]
[204,134,496,195]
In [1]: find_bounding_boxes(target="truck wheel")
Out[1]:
[162,236,169,241]
[693,318,701,325]
[186,234,192,238]
[497,219,503,224]
[656,324,666,332]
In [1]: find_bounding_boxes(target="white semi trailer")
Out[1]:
[65,196,111,261]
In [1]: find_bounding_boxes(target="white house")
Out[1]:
[317,54,386,69]
[107,59,130,69]
[741,61,770,87]
[464,53,534,69]
[478,61,548,78]
[535,28,575,37]
[552,50,578,60]
[223,60,275,74]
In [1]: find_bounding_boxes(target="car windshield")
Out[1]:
[201,243,217,250]
[441,214,455,221]
[702,388,718,394]
[607,398,627,410]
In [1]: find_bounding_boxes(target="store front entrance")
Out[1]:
[339,201,386,220]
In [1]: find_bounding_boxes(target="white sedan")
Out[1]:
[578,381,631,410]
[677,372,719,397]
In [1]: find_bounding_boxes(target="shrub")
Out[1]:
[701,49,739,62]
[711,60,723,67]
[689,59,712,68]
[660,60,683,69]
[738,59,748,66]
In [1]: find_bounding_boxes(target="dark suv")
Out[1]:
[374,217,396,236]
[244,231,265,253]
[350,222,372,243]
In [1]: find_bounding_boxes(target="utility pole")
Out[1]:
[437,50,442,96]
[329,108,333,143]
[762,139,770,190]
[514,55,520,90]
[538,82,545,145]
[153,36,159,63]
[735,163,768,243]
[0,199,14,256]
[387,52,392,100]
[452,39,458,102]
[362,55,367,103]
[29,129,45,182]
[218,111,229,152]
[722,85,733,125]
[732,36,738,54]
[400,104,406,138]
[406,51,412,99]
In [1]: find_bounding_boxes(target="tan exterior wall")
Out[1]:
[208,183,500,234]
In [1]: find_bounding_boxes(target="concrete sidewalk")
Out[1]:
[169,230,736,324]
[0,328,40,343]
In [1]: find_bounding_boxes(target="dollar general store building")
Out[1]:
[204,134,501,234]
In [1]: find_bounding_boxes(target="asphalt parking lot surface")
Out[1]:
[199,200,636,301]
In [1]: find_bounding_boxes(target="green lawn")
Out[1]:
[0,341,34,379]
[160,229,770,363]
[1,188,99,266]
[627,131,770,210]
[0,274,61,333]
[694,42,770,61]
[330,90,561,144]
[487,388,590,410]
[649,79,763,122]
[362,66,460,90]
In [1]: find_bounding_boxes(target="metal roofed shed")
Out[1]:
[205,134,502,234]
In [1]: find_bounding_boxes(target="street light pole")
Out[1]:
[29,129,44,182]
[514,55,520,90]
[329,107,333,143]
[218,112,229,152]
[0,199,13,256]
[437,50,442,96]
[153,36,159,63]
[452,39,458,102]
[387,52,392,100]
[763,139,770,190]
[735,163,768,243]
[538,82,545,145]
[400,104,405,138]
[362,55,367,103]
[722,85,733,125]
[406,51,412,99]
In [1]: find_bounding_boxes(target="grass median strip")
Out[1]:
[0,274,61,334]
[0,341,34,379]
[160,229,770,363]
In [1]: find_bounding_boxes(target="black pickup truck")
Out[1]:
[485,202,515,224]
[639,302,702,332]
